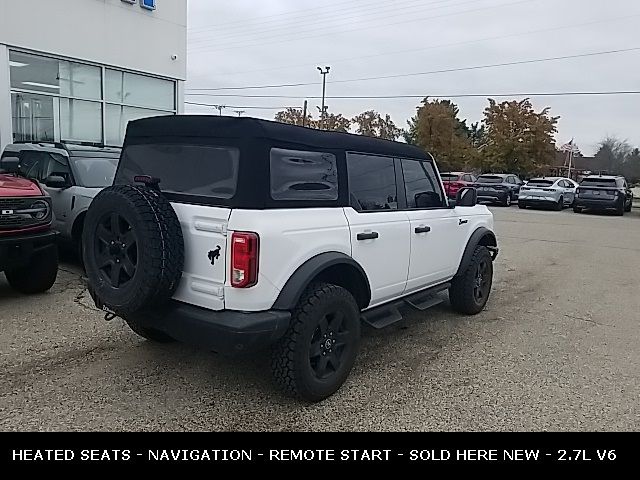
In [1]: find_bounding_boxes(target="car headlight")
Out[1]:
[30,200,50,220]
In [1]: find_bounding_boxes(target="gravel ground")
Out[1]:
[1,207,639,431]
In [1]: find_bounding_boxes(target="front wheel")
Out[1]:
[5,246,58,294]
[555,197,563,211]
[271,283,360,402]
[449,246,493,315]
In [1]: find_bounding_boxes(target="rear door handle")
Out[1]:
[357,232,379,241]
[414,226,431,234]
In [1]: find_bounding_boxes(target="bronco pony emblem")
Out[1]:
[207,246,221,266]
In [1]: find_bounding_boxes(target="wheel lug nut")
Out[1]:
[332,339,336,344]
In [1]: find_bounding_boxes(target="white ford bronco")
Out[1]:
[83,116,498,402]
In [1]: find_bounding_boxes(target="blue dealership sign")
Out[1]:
[140,0,156,11]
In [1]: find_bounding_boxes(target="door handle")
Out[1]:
[458,219,468,225]
[357,232,379,241]
[414,226,431,234]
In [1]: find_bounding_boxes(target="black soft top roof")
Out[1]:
[125,115,429,160]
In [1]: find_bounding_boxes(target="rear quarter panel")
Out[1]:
[227,208,351,311]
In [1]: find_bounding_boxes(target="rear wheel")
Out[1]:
[503,194,512,207]
[573,206,582,213]
[555,197,563,211]
[5,246,58,294]
[271,283,360,402]
[625,199,632,212]
[449,246,493,315]
[615,202,625,216]
[518,201,526,209]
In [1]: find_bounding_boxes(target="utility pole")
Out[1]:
[302,100,308,127]
[317,66,330,129]
[567,137,574,180]
[234,110,245,117]
[213,105,226,116]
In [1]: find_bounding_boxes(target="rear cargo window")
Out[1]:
[477,176,504,183]
[440,173,459,181]
[580,178,617,187]
[270,148,338,201]
[117,144,239,199]
[527,179,554,187]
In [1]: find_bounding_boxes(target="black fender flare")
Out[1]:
[454,227,498,277]
[272,252,371,311]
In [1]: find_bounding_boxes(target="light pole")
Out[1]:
[234,110,245,117]
[317,66,330,129]
[213,105,226,116]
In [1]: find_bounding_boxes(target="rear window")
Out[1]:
[116,144,239,199]
[581,178,617,188]
[527,179,554,187]
[270,148,338,201]
[440,173,459,181]
[477,175,504,183]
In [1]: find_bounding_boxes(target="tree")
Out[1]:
[352,110,402,140]
[407,98,476,171]
[481,98,559,176]
[624,148,640,182]
[594,136,632,175]
[275,107,312,127]
[314,112,351,132]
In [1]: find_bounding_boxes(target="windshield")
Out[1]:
[581,178,617,188]
[72,157,119,188]
[527,179,554,187]
[476,176,504,184]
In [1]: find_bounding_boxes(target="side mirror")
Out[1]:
[455,187,477,207]
[44,175,69,189]
[0,156,20,173]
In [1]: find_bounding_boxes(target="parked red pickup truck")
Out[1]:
[0,156,58,293]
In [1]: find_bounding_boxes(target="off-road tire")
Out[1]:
[5,246,58,294]
[449,245,493,315]
[82,185,184,317]
[271,282,360,402]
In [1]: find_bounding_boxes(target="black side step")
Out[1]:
[360,282,451,329]
[361,306,402,329]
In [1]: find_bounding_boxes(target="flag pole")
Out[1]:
[567,138,574,179]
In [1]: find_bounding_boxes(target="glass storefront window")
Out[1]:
[106,69,175,110]
[59,99,103,143]
[9,51,176,146]
[106,105,172,146]
[11,92,55,142]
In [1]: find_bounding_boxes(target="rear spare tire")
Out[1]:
[82,185,184,317]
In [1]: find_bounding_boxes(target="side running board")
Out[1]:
[361,283,451,329]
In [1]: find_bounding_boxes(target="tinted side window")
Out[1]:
[347,153,398,211]
[117,144,239,199]
[402,159,444,208]
[19,151,47,180]
[270,148,338,201]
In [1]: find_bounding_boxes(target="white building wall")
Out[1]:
[0,0,187,80]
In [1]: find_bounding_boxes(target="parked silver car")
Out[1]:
[2,142,120,255]
[518,177,577,210]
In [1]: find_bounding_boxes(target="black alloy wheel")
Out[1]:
[309,310,352,380]
[473,258,491,304]
[95,212,138,288]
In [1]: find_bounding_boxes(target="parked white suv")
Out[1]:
[83,116,498,401]
[2,142,120,256]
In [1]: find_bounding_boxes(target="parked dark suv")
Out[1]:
[474,173,524,207]
[574,175,633,216]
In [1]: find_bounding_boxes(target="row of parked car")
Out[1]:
[442,171,635,214]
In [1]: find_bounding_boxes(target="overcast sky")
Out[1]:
[185,0,640,155]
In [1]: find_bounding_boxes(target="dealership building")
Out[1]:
[0,0,187,151]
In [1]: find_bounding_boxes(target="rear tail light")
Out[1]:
[231,231,259,288]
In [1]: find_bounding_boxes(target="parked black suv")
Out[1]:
[574,175,633,216]
[474,173,524,207]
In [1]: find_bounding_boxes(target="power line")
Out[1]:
[185,91,640,100]
[186,46,640,92]
[188,0,536,53]
[189,0,462,46]
[195,13,640,79]
[185,101,298,110]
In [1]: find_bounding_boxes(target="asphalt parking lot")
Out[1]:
[1,207,639,431]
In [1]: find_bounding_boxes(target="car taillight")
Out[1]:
[231,232,259,288]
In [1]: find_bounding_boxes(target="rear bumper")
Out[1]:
[519,195,559,206]
[575,198,621,210]
[130,301,292,355]
[0,230,58,271]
